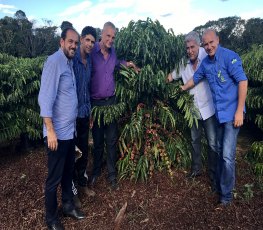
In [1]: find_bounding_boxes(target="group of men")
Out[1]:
[38,20,247,230]
[168,29,247,207]
[38,22,139,230]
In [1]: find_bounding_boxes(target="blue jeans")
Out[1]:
[191,115,217,189]
[216,121,240,203]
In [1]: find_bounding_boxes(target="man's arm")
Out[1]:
[43,117,58,151]
[234,80,248,127]
[181,79,195,91]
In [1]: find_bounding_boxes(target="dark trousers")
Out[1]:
[45,138,75,225]
[74,117,90,186]
[191,115,217,188]
[91,96,118,181]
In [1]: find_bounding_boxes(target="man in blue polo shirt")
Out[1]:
[181,29,248,206]
[38,27,85,230]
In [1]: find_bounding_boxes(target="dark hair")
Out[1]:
[81,26,97,40]
[61,27,79,40]
[60,21,73,31]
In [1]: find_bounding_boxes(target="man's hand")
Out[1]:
[43,117,58,151]
[234,111,244,128]
[127,61,140,74]
[166,73,173,83]
[47,128,58,151]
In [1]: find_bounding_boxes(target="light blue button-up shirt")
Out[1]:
[38,48,78,140]
[193,45,247,123]
[172,47,215,120]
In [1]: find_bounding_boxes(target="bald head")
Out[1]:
[202,29,219,58]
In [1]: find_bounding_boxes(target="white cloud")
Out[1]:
[0,3,16,15]
[52,0,263,35]
[240,9,263,19]
[58,1,92,17]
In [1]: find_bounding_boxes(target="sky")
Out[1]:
[0,0,263,35]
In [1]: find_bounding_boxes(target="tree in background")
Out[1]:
[0,10,59,58]
[193,16,263,54]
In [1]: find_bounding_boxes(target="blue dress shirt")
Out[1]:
[38,49,78,140]
[193,45,247,123]
[73,47,92,118]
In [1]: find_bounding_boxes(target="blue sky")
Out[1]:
[0,0,263,34]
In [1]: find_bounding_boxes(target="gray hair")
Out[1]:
[185,31,201,45]
[103,21,116,31]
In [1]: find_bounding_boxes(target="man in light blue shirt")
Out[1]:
[182,29,248,206]
[38,27,85,230]
[167,31,217,191]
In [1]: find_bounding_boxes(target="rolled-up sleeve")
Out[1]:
[227,53,248,82]
[193,64,205,85]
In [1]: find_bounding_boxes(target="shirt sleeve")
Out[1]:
[227,52,248,82]
[193,63,205,85]
[38,57,60,118]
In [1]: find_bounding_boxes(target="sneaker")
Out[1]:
[73,195,81,209]
[79,186,96,197]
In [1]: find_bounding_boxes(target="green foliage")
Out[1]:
[91,18,198,181]
[194,17,263,55]
[0,53,45,142]
[242,45,263,180]
[0,10,59,58]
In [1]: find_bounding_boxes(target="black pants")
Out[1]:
[74,117,90,186]
[91,96,118,181]
[45,138,75,225]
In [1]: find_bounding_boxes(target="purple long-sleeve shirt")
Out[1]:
[90,42,126,99]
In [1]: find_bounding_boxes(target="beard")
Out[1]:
[63,47,76,59]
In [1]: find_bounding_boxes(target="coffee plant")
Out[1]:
[91,18,198,181]
[242,44,263,181]
[0,53,45,143]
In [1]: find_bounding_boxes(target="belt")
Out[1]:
[92,95,115,101]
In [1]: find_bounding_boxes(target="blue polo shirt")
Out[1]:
[193,45,247,123]
[38,49,78,140]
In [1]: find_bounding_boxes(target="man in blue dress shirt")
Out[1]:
[38,27,85,230]
[181,29,248,206]
[72,26,97,203]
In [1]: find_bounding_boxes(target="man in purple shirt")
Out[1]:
[38,28,85,230]
[90,21,139,189]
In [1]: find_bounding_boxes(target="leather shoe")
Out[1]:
[47,222,64,230]
[186,170,201,179]
[63,208,85,220]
